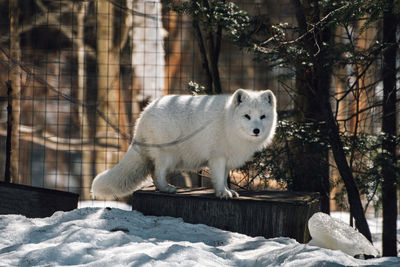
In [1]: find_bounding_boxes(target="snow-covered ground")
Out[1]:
[0,203,399,266]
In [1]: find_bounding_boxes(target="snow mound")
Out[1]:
[308,212,379,257]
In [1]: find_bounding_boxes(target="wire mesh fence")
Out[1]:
[0,0,396,208]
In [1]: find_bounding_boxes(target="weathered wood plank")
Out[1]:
[0,181,79,218]
[132,187,320,243]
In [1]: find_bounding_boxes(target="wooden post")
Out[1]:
[8,0,21,183]
[4,81,13,183]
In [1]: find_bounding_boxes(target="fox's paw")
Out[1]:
[229,189,239,198]
[158,184,177,194]
[215,188,238,199]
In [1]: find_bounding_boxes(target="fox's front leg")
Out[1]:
[210,158,236,199]
[225,168,239,198]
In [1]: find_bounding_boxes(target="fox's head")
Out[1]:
[230,89,277,144]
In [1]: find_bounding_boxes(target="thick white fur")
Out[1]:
[91,89,277,199]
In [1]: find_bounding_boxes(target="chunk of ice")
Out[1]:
[308,212,379,257]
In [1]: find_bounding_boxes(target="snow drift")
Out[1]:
[0,208,399,266]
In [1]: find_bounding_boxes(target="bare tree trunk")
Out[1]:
[9,0,20,183]
[76,2,93,200]
[96,0,130,177]
[382,0,398,256]
[317,20,372,243]
[349,21,379,227]
[96,0,118,174]
[322,96,372,242]
[191,0,222,94]
[164,10,188,95]
[193,18,213,94]
[131,0,165,100]
[128,0,140,126]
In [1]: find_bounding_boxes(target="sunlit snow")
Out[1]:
[0,206,399,266]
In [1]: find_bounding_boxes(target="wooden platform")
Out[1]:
[0,181,79,218]
[132,187,320,243]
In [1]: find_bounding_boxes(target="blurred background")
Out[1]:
[0,0,398,224]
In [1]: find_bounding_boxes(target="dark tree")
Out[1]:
[381,0,398,257]
[289,0,372,241]
[290,0,331,214]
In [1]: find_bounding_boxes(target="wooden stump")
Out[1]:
[0,181,79,218]
[132,187,320,243]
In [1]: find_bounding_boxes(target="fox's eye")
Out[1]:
[244,114,251,120]
[260,115,266,120]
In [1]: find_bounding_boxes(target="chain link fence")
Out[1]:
[0,0,395,209]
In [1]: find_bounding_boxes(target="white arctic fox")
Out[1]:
[91,89,277,199]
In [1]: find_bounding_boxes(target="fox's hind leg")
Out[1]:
[152,155,176,193]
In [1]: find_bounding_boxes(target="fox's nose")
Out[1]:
[253,128,260,135]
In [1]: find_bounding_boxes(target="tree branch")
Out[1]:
[0,126,121,151]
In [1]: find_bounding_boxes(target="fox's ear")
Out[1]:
[233,89,249,106]
[261,90,276,107]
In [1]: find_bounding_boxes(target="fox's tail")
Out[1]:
[91,145,152,199]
